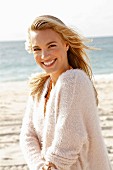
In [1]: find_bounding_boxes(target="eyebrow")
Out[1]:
[32,41,57,49]
[46,41,57,45]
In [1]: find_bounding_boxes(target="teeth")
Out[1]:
[44,59,55,66]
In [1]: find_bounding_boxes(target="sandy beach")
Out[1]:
[0,76,113,170]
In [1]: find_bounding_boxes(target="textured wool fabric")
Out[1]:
[20,69,112,170]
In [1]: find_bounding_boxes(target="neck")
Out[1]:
[50,65,72,86]
[50,75,58,86]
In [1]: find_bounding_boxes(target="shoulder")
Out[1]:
[55,69,95,99]
[58,69,91,86]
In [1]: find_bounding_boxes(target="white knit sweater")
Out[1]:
[20,69,112,170]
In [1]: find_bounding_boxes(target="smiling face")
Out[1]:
[30,29,69,83]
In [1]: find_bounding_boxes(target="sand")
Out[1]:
[0,76,113,170]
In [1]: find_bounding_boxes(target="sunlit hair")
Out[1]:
[25,15,98,104]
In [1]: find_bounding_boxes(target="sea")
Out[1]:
[0,36,113,82]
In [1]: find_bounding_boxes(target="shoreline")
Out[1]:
[1,72,113,83]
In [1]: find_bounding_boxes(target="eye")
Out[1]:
[48,44,56,48]
[33,48,41,51]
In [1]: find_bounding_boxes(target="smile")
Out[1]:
[43,59,56,66]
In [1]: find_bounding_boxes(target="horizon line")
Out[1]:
[0,35,113,42]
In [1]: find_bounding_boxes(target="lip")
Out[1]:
[42,58,57,67]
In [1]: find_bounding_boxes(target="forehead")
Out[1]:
[30,29,63,45]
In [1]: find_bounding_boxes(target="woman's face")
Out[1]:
[30,29,69,79]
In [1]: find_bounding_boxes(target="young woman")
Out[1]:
[20,15,112,170]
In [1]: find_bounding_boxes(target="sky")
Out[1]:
[0,0,113,41]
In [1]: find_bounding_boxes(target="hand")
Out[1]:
[42,164,51,170]
[42,161,57,170]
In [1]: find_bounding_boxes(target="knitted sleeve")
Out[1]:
[45,70,97,170]
[20,96,45,170]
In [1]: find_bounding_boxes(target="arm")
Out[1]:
[44,70,97,170]
[20,96,45,170]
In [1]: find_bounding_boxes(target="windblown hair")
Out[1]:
[25,15,98,104]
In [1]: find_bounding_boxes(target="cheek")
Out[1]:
[34,55,40,64]
[52,48,62,56]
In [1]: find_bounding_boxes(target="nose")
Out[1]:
[41,50,49,60]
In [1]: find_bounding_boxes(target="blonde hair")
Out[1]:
[26,15,98,104]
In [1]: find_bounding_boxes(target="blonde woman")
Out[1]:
[20,15,112,170]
